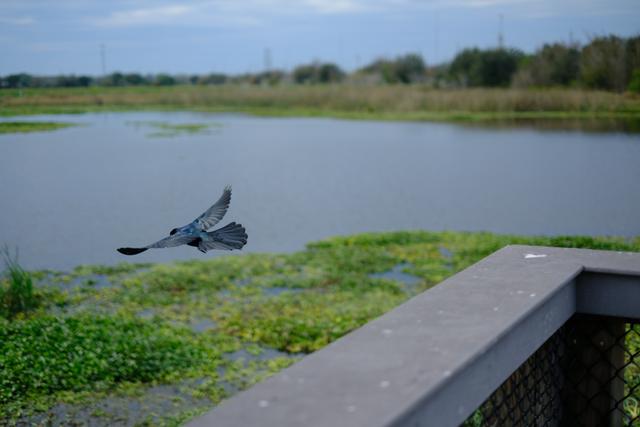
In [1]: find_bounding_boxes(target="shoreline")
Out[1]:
[2,105,639,136]
[1,85,639,124]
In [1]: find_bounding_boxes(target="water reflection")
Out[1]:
[461,117,640,134]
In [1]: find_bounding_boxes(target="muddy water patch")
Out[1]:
[223,276,306,298]
[216,345,303,395]
[438,246,454,270]
[370,263,422,293]
[190,318,217,333]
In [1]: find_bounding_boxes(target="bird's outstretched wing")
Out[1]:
[117,234,195,256]
[194,185,232,230]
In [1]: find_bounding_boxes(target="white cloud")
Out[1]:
[93,4,193,27]
[84,0,640,29]
[302,0,367,14]
[88,0,375,28]
[455,0,526,7]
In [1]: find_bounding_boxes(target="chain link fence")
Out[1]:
[462,314,640,427]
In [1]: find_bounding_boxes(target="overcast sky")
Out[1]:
[1,0,639,75]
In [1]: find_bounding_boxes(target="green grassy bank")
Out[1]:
[2,85,640,124]
[1,230,639,425]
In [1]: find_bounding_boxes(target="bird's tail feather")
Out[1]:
[117,247,148,256]
[210,222,248,250]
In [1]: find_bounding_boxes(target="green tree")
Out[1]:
[77,76,92,87]
[394,54,426,83]
[360,58,394,82]
[450,48,523,87]
[101,72,126,86]
[359,53,426,84]
[628,69,640,93]
[5,73,32,88]
[293,62,344,84]
[293,64,316,84]
[580,35,627,91]
[154,73,176,86]
[514,43,580,87]
[449,48,483,86]
[625,36,640,88]
[251,70,285,85]
[124,73,147,85]
[54,75,93,87]
[317,63,344,83]
[198,73,227,85]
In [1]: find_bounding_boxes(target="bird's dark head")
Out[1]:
[169,228,178,235]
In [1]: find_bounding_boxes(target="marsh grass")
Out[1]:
[2,85,639,123]
[0,121,74,134]
[0,247,38,319]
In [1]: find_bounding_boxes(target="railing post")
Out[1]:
[563,315,626,427]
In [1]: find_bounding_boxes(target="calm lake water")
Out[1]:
[1,112,639,270]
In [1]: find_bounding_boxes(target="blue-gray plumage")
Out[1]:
[117,186,247,256]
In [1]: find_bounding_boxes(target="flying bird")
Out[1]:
[117,186,247,256]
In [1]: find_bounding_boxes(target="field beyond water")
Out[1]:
[1,230,639,426]
[2,85,640,125]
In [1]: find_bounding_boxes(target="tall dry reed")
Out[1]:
[2,85,639,114]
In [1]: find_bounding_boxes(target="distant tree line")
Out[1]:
[446,34,640,91]
[2,34,639,92]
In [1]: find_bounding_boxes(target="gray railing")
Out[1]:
[187,245,640,427]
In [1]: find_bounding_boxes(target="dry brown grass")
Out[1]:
[2,85,639,118]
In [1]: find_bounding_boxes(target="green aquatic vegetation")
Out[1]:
[72,262,151,277]
[127,120,222,138]
[0,315,212,404]
[216,287,406,353]
[0,121,75,134]
[117,254,302,307]
[119,265,231,307]
[0,315,263,422]
[2,230,639,425]
[302,243,399,275]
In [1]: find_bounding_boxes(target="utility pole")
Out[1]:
[100,44,107,76]
[433,13,439,64]
[263,48,272,72]
[498,14,504,49]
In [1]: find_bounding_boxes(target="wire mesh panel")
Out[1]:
[462,315,640,427]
